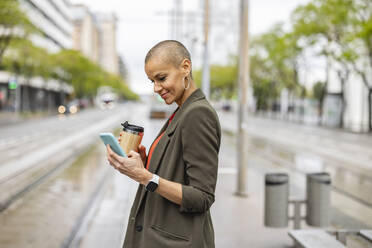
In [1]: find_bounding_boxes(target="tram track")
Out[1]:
[0,141,91,212]
[0,143,112,248]
[0,105,133,215]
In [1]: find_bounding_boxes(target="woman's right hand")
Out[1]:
[118,133,147,165]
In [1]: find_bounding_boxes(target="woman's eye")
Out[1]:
[159,77,166,82]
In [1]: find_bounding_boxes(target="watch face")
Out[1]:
[146,181,158,192]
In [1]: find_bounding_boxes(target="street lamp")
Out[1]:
[201,0,210,100]
[236,0,250,197]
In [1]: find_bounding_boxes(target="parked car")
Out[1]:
[222,103,231,112]
[58,100,79,115]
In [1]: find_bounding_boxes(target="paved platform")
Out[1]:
[77,133,294,248]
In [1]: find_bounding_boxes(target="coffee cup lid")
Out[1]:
[121,121,144,133]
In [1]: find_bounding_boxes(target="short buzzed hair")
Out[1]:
[145,40,192,77]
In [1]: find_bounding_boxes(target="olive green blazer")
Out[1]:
[123,89,221,248]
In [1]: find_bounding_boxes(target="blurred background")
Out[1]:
[0,0,372,247]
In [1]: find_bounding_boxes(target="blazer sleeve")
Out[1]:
[179,105,220,214]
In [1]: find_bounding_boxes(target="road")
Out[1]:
[0,103,372,247]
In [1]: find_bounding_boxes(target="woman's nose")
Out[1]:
[154,83,162,93]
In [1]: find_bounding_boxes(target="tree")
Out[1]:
[0,0,38,66]
[292,0,356,128]
[193,57,238,100]
[52,49,138,100]
[348,0,372,131]
[3,39,52,111]
[312,81,326,123]
[250,25,304,112]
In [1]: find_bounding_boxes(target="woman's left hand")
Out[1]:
[106,145,152,185]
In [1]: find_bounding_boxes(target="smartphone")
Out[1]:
[99,133,127,157]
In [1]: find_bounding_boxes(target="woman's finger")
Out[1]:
[106,144,113,154]
[111,150,125,163]
[107,155,117,168]
[139,145,146,153]
[139,145,146,156]
[128,150,140,158]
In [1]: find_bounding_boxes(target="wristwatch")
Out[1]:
[145,174,159,192]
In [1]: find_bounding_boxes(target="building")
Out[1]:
[21,0,73,52]
[0,0,121,112]
[71,6,119,75]
[324,58,371,133]
[0,0,74,112]
[95,13,119,75]
[71,4,99,63]
[118,55,128,81]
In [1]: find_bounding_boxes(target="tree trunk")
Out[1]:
[318,97,324,126]
[338,68,349,129]
[340,85,345,129]
[319,58,330,126]
[369,89,372,132]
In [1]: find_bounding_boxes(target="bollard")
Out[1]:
[264,173,289,227]
[306,172,331,227]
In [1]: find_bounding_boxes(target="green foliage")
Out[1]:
[3,39,52,80]
[349,0,372,80]
[312,81,325,102]
[52,50,138,100]
[0,0,33,28]
[0,0,39,65]
[249,24,303,109]
[292,0,355,61]
[193,58,238,99]
[0,0,137,100]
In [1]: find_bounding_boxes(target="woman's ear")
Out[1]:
[181,59,191,75]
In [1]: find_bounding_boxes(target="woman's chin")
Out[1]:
[164,99,173,105]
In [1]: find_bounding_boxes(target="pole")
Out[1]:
[202,0,210,100]
[236,0,250,197]
[175,0,182,40]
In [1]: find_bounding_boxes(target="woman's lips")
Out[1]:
[161,92,169,99]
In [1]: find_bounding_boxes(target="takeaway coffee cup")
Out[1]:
[119,121,144,154]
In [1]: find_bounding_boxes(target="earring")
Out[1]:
[184,76,190,90]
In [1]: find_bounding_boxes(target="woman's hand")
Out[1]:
[138,144,147,165]
[117,134,147,165]
[106,145,152,185]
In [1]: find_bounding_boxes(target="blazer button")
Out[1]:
[135,225,143,232]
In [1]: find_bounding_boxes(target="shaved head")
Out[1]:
[145,40,192,76]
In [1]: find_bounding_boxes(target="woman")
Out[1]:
[106,40,221,248]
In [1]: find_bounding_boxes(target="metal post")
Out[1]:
[293,201,302,230]
[173,0,182,40]
[201,0,210,100]
[306,172,331,227]
[264,173,289,227]
[236,0,250,196]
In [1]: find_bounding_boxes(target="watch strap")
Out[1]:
[146,174,159,192]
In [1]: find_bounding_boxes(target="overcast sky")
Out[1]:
[70,0,310,95]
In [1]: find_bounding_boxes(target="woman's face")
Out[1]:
[145,56,189,105]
